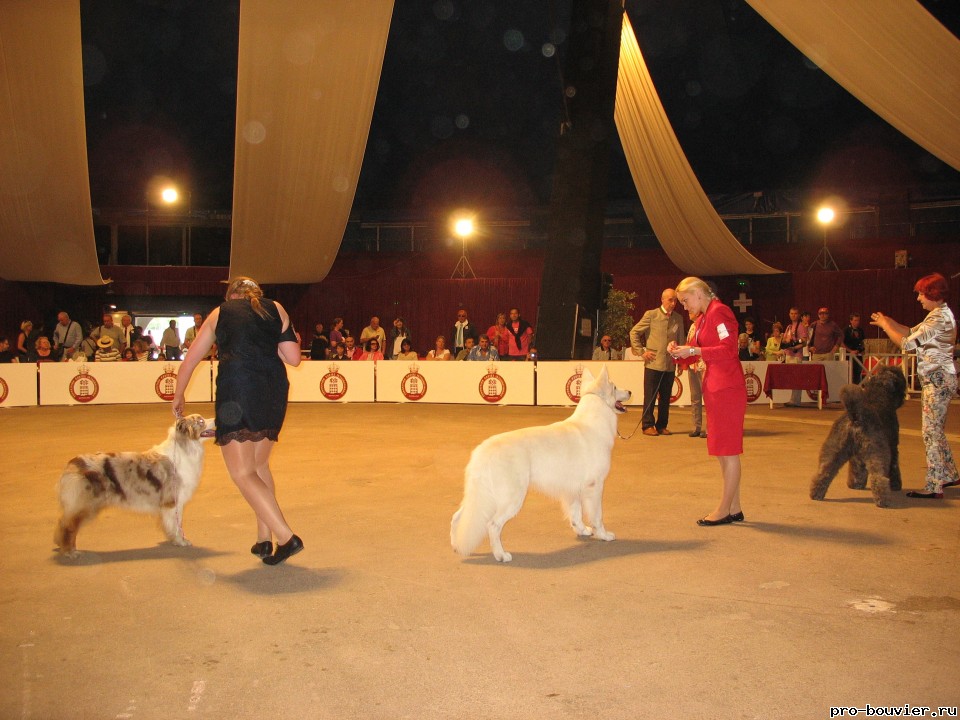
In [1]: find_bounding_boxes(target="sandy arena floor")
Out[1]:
[1,399,958,720]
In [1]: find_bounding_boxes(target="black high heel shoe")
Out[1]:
[251,540,272,558]
[263,534,304,565]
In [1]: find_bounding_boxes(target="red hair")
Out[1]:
[913,273,948,302]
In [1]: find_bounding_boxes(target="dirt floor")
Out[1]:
[1,399,958,720]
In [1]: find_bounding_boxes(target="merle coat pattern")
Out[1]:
[54,415,212,556]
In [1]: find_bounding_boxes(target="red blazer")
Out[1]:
[693,299,746,394]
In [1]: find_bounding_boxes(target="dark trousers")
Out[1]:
[642,367,672,431]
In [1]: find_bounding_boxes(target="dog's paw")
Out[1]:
[494,551,512,563]
[594,530,615,541]
[172,537,192,547]
[574,525,593,537]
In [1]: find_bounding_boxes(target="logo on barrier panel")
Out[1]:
[670,375,683,403]
[478,364,507,403]
[0,376,8,404]
[742,364,762,403]
[155,363,178,401]
[565,365,585,402]
[69,364,99,403]
[401,362,427,401]
[320,363,348,401]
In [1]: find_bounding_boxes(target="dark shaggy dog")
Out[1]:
[810,366,907,507]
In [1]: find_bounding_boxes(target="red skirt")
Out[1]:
[703,385,746,456]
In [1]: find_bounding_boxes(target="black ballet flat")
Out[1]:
[250,540,272,558]
[905,491,944,499]
[262,534,304,565]
[729,511,745,522]
[697,515,734,526]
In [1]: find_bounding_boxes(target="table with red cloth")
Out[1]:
[762,363,829,409]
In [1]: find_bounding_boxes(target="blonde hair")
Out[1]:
[20,320,32,332]
[225,276,270,319]
[675,276,716,299]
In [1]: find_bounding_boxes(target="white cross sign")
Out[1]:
[733,292,753,314]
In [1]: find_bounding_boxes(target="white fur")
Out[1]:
[451,366,630,562]
[54,415,214,557]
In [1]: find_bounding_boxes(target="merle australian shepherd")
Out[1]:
[54,414,214,557]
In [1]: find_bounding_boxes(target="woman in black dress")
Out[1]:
[172,277,304,565]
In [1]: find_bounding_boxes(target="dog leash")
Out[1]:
[617,369,672,440]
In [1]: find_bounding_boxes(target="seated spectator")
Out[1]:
[132,339,150,361]
[425,335,451,361]
[592,335,622,361]
[765,322,783,362]
[360,339,384,361]
[121,347,138,361]
[455,337,475,361]
[141,331,158,359]
[738,333,760,361]
[343,336,362,360]
[394,338,418,361]
[28,336,55,363]
[95,336,121,362]
[0,336,19,363]
[467,335,499,361]
[330,343,351,361]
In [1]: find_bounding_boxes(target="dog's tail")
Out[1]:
[450,457,497,557]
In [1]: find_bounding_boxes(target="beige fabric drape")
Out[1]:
[0,1,104,285]
[747,0,960,173]
[615,16,782,277]
[230,1,394,284]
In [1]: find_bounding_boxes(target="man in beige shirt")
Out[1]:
[630,289,686,436]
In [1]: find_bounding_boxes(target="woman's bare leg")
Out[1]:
[220,440,293,545]
[703,455,742,521]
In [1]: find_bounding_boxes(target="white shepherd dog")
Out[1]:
[451,366,630,562]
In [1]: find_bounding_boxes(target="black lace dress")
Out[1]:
[214,298,296,445]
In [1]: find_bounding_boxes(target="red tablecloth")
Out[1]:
[763,363,829,400]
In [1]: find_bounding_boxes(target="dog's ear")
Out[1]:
[581,367,596,385]
[597,365,610,384]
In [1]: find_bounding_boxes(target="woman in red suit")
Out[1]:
[668,277,747,526]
